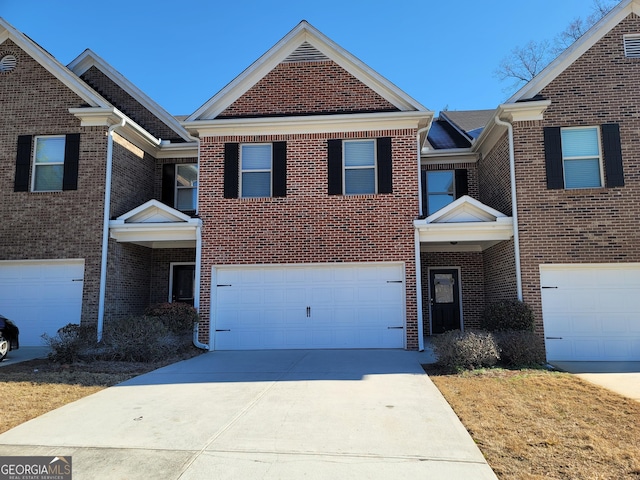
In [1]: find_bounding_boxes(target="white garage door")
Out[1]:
[213,263,406,350]
[540,264,640,361]
[0,260,84,346]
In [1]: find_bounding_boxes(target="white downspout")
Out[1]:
[493,116,524,301]
[192,223,208,350]
[97,119,125,342]
[415,124,430,351]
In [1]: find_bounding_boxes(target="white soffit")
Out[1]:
[186,20,430,121]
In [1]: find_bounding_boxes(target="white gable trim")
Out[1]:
[68,49,193,142]
[507,0,640,102]
[187,21,429,121]
[0,18,109,108]
[109,200,201,248]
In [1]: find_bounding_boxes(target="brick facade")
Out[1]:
[198,130,420,348]
[219,61,399,118]
[511,14,640,335]
[0,40,108,327]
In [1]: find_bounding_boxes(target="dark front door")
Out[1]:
[429,269,461,334]
[172,264,195,305]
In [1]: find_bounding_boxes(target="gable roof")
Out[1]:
[0,17,110,108]
[68,49,193,142]
[507,0,640,102]
[187,21,428,121]
[440,110,495,140]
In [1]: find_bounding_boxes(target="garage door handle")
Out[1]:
[388,326,404,330]
[216,329,231,332]
[545,337,562,340]
[72,278,83,282]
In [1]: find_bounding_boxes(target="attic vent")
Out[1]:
[283,42,329,62]
[0,55,17,73]
[623,35,640,58]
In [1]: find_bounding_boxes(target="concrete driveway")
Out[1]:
[0,350,497,479]
[551,361,640,402]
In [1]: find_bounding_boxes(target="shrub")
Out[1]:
[495,330,546,367]
[481,300,535,332]
[100,316,179,363]
[432,330,500,370]
[145,302,199,334]
[42,323,95,363]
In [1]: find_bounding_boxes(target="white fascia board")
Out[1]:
[421,149,478,165]
[114,199,195,223]
[184,110,432,137]
[67,49,193,142]
[156,142,199,159]
[0,18,109,108]
[507,0,638,102]
[414,219,513,243]
[423,195,508,224]
[109,224,199,243]
[187,21,429,121]
[473,100,551,154]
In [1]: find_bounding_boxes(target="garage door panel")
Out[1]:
[213,263,405,350]
[0,260,84,346]
[541,264,640,361]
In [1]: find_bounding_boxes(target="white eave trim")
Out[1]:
[186,21,429,121]
[67,49,193,143]
[507,0,640,102]
[474,100,551,154]
[69,107,198,157]
[421,149,478,165]
[414,217,514,244]
[184,110,433,137]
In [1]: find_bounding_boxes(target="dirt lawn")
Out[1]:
[426,366,640,479]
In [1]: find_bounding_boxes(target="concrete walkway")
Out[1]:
[552,361,640,403]
[0,350,497,479]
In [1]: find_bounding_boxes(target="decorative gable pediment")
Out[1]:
[425,196,507,223]
[114,200,192,224]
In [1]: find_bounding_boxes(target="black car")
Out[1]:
[0,314,19,361]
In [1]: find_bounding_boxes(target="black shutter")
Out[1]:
[544,127,564,189]
[377,137,392,194]
[454,169,468,198]
[602,123,624,187]
[14,135,32,192]
[272,141,287,197]
[421,170,428,216]
[327,139,342,195]
[62,133,80,191]
[224,143,239,199]
[162,164,176,206]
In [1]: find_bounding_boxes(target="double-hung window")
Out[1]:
[240,144,272,198]
[33,136,65,191]
[175,164,198,211]
[561,127,603,189]
[426,171,454,215]
[344,140,376,195]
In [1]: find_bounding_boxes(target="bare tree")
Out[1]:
[496,0,617,90]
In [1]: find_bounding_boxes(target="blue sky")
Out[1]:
[1,0,608,115]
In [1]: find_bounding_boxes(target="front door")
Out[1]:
[172,264,195,305]
[429,269,461,334]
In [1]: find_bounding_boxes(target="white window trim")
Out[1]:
[561,126,604,189]
[31,135,65,192]
[240,143,272,198]
[426,170,455,216]
[623,34,640,58]
[342,139,377,195]
[174,163,198,211]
